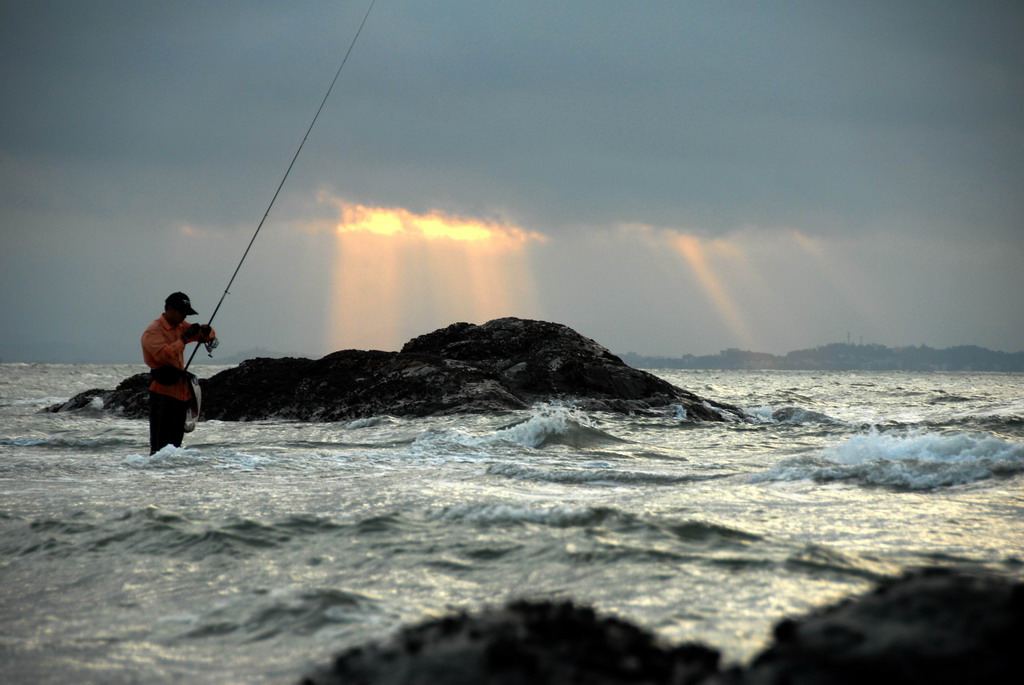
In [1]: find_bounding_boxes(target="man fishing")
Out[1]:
[141,292,216,454]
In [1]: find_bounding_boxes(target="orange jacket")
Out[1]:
[141,316,215,401]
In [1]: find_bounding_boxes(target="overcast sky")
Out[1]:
[2,0,1022,363]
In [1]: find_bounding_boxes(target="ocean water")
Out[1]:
[1,363,1022,683]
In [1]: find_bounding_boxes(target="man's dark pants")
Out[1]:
[149,391,186,455]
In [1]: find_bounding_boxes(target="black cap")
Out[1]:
[165,292,198,315]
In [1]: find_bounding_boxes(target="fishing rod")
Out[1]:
[185,0,376,371]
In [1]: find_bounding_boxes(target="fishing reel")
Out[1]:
[204,337,220,358]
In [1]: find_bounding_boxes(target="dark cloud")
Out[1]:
[5,1,1021,231]
[1,1,1021,360]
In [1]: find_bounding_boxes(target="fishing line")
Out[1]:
[186,0,376,370]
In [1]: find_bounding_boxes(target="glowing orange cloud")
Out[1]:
[333,201,546,251]
[323,199,547,351]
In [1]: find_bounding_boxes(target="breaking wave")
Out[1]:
[494,404,625,448]
[752,428,1024,490]
[407,403,624,456]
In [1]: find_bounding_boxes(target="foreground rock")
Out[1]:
[743,568,1021,684]
[300,600,721,685]
[299,569,1022,685]
[51,318,746,422]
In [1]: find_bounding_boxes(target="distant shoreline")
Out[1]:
[3,343,1022,371]
[620,343,1024,372]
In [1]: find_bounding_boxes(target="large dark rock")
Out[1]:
[47,372,152,416]
[743,567,1022,685]
[50,318,746,422]
[399,319,739,419]
[299,569,1022,685]
[299,600,722,685]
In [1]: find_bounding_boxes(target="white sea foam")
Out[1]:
[344,416,395,429]
[702,400,746,422]
[746,406,776,423]
[123,446,209,469]
[753,428,1024,489]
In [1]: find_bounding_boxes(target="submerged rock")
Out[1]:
[50,318,746,422]
[299,569,1022,685]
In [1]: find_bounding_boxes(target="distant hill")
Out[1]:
[620,343,1024,372]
